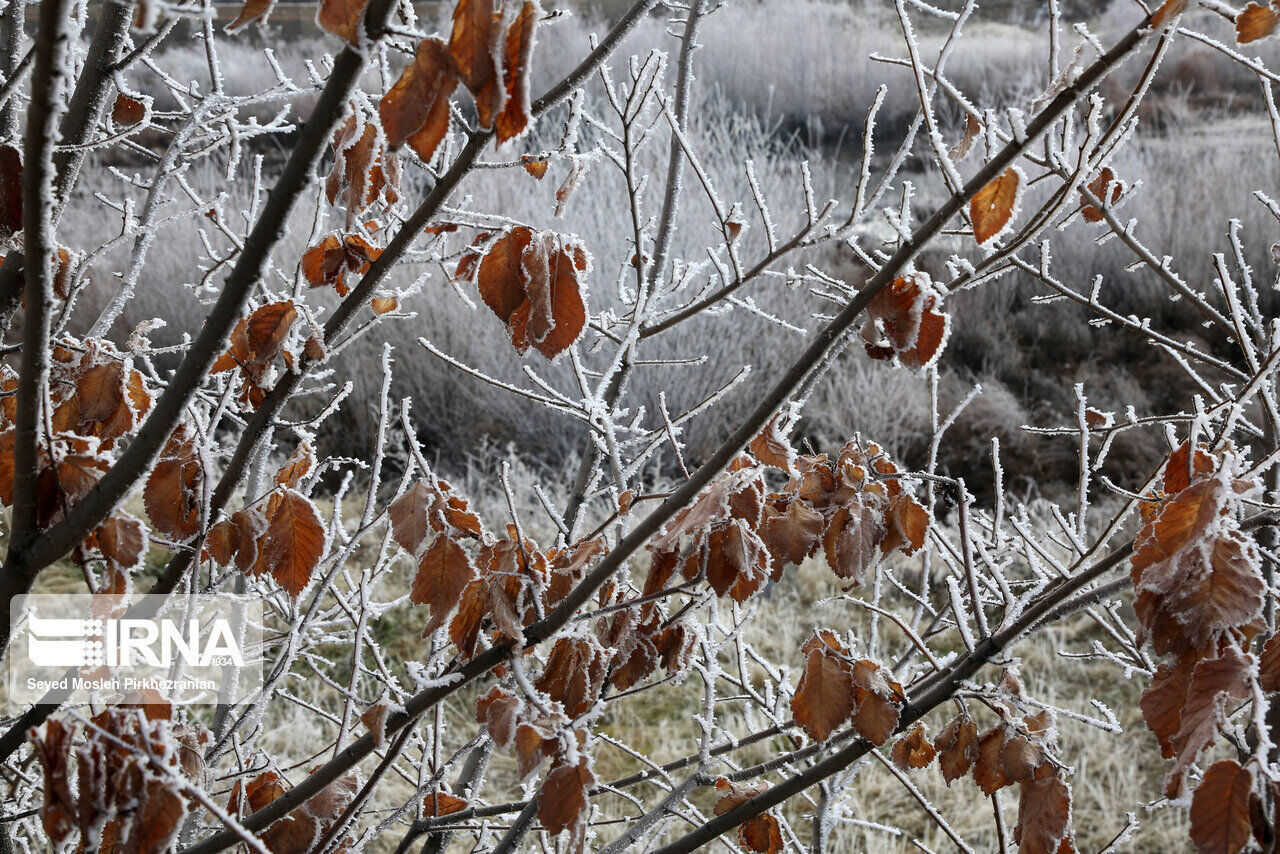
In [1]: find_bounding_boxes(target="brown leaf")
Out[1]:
[1260,633,1280,693]
[112,93,147,126]
[495,1,538,144]
[1164,441,1216,494]
[538,757,593,838]
[935,715,979,784]
[739,813,784,854]
[77,361,127,425]
[1015,771,1073,854]
[1236,2,1278,43]
[761,499,824,576]
[226,0,274,30]
[388,480,436,553]
[318,0,371,45]
[259,489,326,596]
[478,226,589,359]
[970,166,1021,245]
[849,658,903,745]
[371,296,398,315]
[749,415,794,470]
[380,37,457,163]
[1190,760,1253,854]
[450,0,502,128]
[705,519,770,602]
[412,536,476,633]
[822,495,887,584]
[1080,167,1121,223]
[974,728,1014,794]
[535,635,608,718]
[949,114,981,162]
[144,428,203,541]
[861,273,950,370]
[0,145,20,239]
[247,300,298,362]
[96,513,146,570]
[791,635,855,742]
[891,722,937,770]
[1167,646,1254,797]
[423,791,467,818]
[881,491,929,557]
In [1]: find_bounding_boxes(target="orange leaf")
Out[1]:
[970,166,1021,245]
[1080,167,1121,223]
[760,499,824,576]
[412,536,476,633]
[522,155,548,179]
[370,296,398,315]
[1190,760,1253,854]
[535,635,608,718]
[478,226,589,359]
[1151,0,1189,28]
[226,0,274,30]
[1237,2,1279,42]
[144,428,203,541]
[259,489,326,596]
[822,495,887,584]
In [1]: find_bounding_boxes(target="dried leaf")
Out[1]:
[1015,771,1073,854]
[450,0,502,127]
[412,536,476,633]
[949,114,981,161]
[822,495,886,584]
[1080,167,1121,223]
[380,37,458,163]
[1190,760,1253,854]
[891,722,937,770]
[970,166,1021,245]
[477,226,589,359]
[144,428,203,541]
[538,757,593,838]
[112,93,147,126]
[318,0,371,45]
[259,489,326,596]
[935,715,979,784]
[495,1,539,143]
[1237,2,1278,42]
[791,635,855,742]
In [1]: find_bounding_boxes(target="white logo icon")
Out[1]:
[26,615,104,668]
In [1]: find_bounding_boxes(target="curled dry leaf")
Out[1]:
[522,154,549,179]
[225,0,275,30]
[1014,770,1074,854]
[949,114,981,161]
[891,722,937,770]
[538,757,594,839]
[935,715,979,784]
[144,426,204,541]
[477,225,589,359]
[379,37,457,163]
[496,1,540,143]
[861,271,950,371]
[714,779,784,854]
[970,166,1022,245]
[301,233,382,296]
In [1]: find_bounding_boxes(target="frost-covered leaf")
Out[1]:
[496,1,539,143]
[259,489,326,596]
[380,37,457,163]
[935,715,979,784]
[477,226,589,359]
[144,427,203,541]
[1014,771,1073,854]
[1190,760,1253,854]
[539,757,593,838]
[1236,2,1278,43]
[791,632,856,742]
[970,166,1021,245]
[318,0,371,45]
[891,722,937,770]
[412,535,476,633]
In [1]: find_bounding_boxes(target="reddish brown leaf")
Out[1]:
[739,813,784,854]
[791,636,855,742]
[1015,771,1073,854]
[849,658,903,745]
[970,166,1021,245]
[522,155,548,179]
[949,114,981,162]
[477,226,589,359]
[380,37,458,163]
[112,93,147,126]
[535,635,608,718]
[370,296,398,315]
[96,513,146,570]
[705,519,770,602]
[226,0,274,30]
[1164,441,1216,495]
[495,1,538,143]
[274,442,314,490]
[760,499,824,576]
[1260,633,1280,693]
[144,428,203,541]
[1190,760,1254,854]
[449,0,501,127]
[412,535,476,633]
[1152,0,1189,28]
[538,757,593,838]
[1167,646,1254,797]
[259,489,326,596]
[247,300,298,362]
[975,728,1014,794]
[318,0,371,45]
[749,415,794,470]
